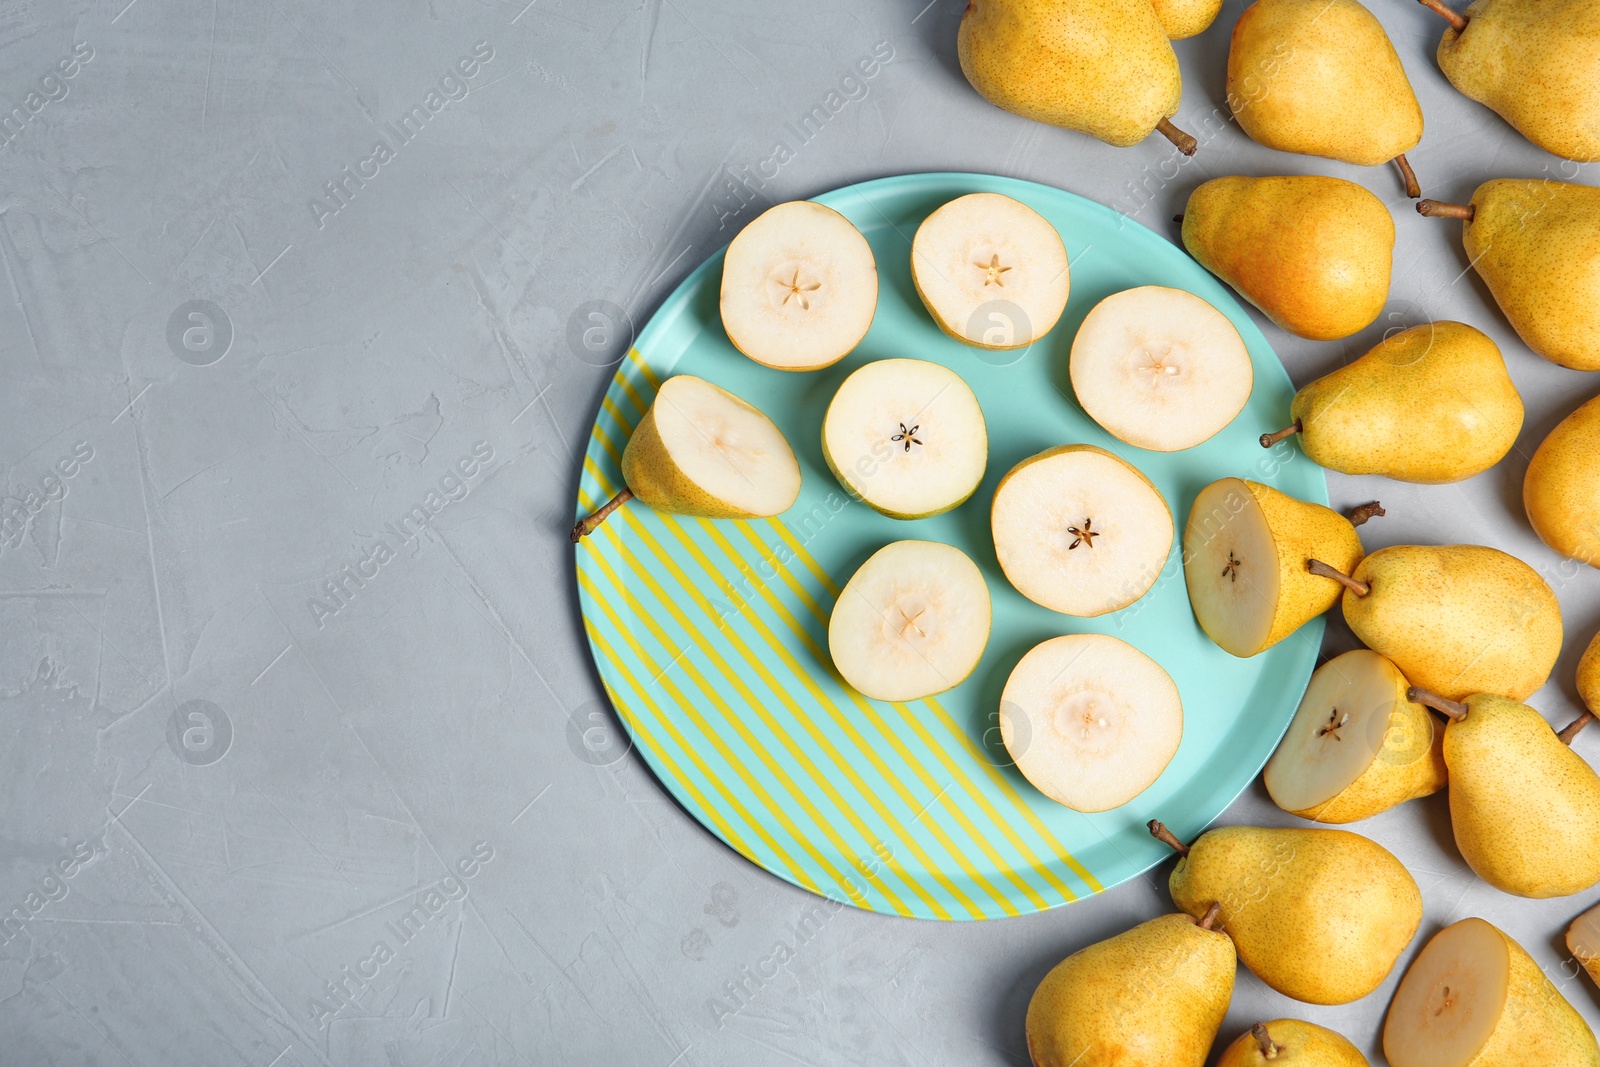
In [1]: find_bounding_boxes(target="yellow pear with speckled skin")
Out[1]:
[1228,0,1423,187]
[1025,912,1235,1067]
[1154,823,1421,1004]
[1270,322,1522,483]
[1151,0,1224,38]
[1526,393,1600,566]
[1327,544,1562,702]
[1182,176,1394,341]
[1216,1020,1369,1067]
[1419,181,1600,370]
[1580,630,1600,713]
[958,0,1197,152]
[1423,0,1600,163]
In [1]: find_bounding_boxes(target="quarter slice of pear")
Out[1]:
[720,200,878,372]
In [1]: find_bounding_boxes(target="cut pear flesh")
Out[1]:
[1183,477,1279,656]
[822,358,988,518]
[626,374,802,517]
[1264,649,1426,813]
[991,446,1174,617]
[911,192,1070,350]
[1569,903,1600,984]
[828,540,991,702]
[720,200,878,371]
[1000,634,1182,812]
[1069,285,1253,452]
[1384,918,1511,1067]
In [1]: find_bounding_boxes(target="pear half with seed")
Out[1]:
[720,201,878,371]
[911,192,1070,350]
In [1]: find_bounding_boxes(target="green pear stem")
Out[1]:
[1147,819,1190,857]
[1260,422,1301,448]
[1416,0,1469,32]
[1196,901,1223,931]
[1408,686,1469,722]
[1559,711,1595,746]
[1394,154,1422,199]
[1348,501,1386,527]
[1307,558,1370,596]
[1252,1023,1281,1059]
[1418,199,1475,222]
[1156,117,1198,156]
[571,488,633,542]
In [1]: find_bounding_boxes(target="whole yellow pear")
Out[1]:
[1419,180,1600,370]
[1025,912,1235,1067]
[958,0,1195,151]
[1334,544,1562,702]
[1526,392,1600,566]
[1183,176,1393,340]
[1427,0,1600,162]
[1228,0,1423,179]
[1216,1019,1369,1067]
[1275,322,1522,483]
[1158,823,1421,1004]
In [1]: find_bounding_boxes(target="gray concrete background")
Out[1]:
[0,0,1597,1063]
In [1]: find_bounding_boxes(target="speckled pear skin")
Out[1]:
[1215,1018,1370,1067]
[1227,0,1422,165]
[1292,322,1523,483]
[1343,544,1562,702]
[1167,826,1420,1004]
[1437,0,1600,163]
[1247,480,1364,652]
[1025,913,1235,1067]
[1446,694,1600,898]
[1151,0,1224,39]
[1526,393,1600,566]
[1456,180,1600,370]
[1182,176,1394,341]
[1580,629,1600,713]
[1479,922,1600,1065]
[958,0,1182,148]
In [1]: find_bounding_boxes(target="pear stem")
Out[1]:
[1348,501,1386,527]
[1253,1023,1281,1059]
[1196,902,1223,931]
[1417,0,1469,32]
[1408,686,1469,722]
[1260,422,1301,448]
[571,488,633,542]
[1418,199,1475,222]
[1559,711,1595,746]
[1308,559,1370,596]
[1156,117,1198,156]
[1147,819,1190,857]
[1394,154,1422,199]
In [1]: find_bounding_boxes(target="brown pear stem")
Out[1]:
[1196,902,1223,931]
[1253,1023,1281,1059]
[1260,422,1302,448]
[1559,711,1595,746]
[571,488,633,542]
[1418,199,1475,222]
[1348,501,1386,527]
[1308,558,1370,596]
[1394,154,1422,199]
[1147,819,1191,857]
[1408,686,1470,722]
[1416,0,1469,32]
[1156,117,1198,156]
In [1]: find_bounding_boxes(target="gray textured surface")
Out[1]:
[1,0,1597,1064]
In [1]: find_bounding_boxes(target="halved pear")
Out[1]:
[1385,917,1600,1067]
[1000,634,1182,812]
[1183,478,1364,657]
[1567,902,1600,988]
[991,445,1174,617]
[720,200,878,371]
[911,192,1070,350]
[1263,649,1445,823]
[1070,286,1253,452]
[821,358,987,518]
[828,540,991,702]
[572,375,801,540]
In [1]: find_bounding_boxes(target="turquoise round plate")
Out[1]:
[573,172,1326,921]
